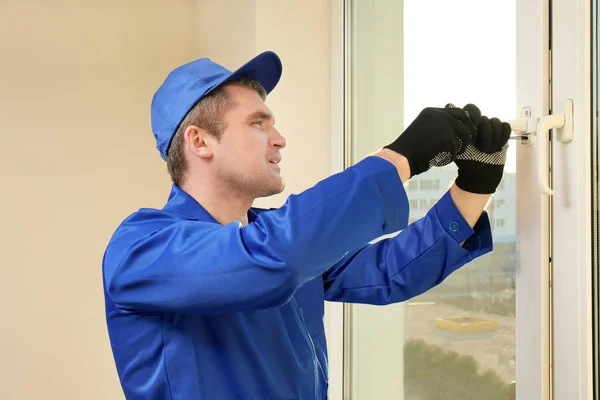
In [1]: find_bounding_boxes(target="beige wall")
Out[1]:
[195,0,332,210]
[0,1,331,398]
[253,0,332,208]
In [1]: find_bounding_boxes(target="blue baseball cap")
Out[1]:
[151,51,283,161]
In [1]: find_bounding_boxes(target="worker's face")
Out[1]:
[212,84,287,198]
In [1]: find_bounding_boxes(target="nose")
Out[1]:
[270,127,287,149]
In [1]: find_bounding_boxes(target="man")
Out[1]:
[103,51,510,399]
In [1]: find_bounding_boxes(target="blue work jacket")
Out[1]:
[102,156,492,399]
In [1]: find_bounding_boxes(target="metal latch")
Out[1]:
[507,99,574,195]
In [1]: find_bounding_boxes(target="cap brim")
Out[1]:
[226,51,283,95]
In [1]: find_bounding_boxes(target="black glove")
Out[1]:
[384,106,478,177]
[453,104,511,194]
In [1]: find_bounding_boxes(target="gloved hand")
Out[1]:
[453,103,511,194]
[384,106,478,177]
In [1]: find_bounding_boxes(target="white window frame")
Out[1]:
[325,0,593,399]
[551,0,595,398]
[327,0,596,398]
[514,0,552,397]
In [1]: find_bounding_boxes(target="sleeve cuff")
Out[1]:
[432,190,493,254]
[463,212,493,254]
[433,190,475,244]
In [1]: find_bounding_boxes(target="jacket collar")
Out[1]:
[162,183,263,223]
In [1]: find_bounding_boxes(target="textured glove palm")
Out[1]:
[454,104,512,194]
[384,106,477,177]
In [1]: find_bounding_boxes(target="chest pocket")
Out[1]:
[293,276,325,336]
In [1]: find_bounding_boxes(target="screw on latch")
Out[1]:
[512,107,533,144]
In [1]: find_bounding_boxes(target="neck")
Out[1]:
[181,176,254,227]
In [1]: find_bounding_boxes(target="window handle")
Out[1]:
[508,115,540,138]
[507,99,574,196]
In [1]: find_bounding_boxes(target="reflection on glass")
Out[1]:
[348,1,516,398]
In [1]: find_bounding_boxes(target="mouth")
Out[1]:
[268,158,281,172]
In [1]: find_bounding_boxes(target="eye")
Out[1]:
[253,120,263,128]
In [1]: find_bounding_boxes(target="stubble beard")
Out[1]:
[222,170,285,200]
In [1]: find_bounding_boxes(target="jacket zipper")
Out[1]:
[291,297,319,400]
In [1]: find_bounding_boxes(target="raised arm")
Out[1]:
[323,185,493,304]
[323,104,511,304]
[103,105,479,314]
[103,156,409,314]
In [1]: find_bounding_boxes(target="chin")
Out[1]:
[276,179,285,193]
[256,178,285,198]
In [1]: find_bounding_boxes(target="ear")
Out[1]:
[184,125,213,159]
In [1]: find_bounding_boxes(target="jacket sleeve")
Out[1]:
[103,157,410,315]
[322,190,494,304]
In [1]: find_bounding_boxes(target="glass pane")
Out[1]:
[347,0,517,398]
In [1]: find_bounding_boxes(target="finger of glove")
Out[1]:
[463,103,482,125]
[444,107,478,139]
[453,120,476,154]
[444,103,474,123]
[490,117,504,153]
[476,116,494,153]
